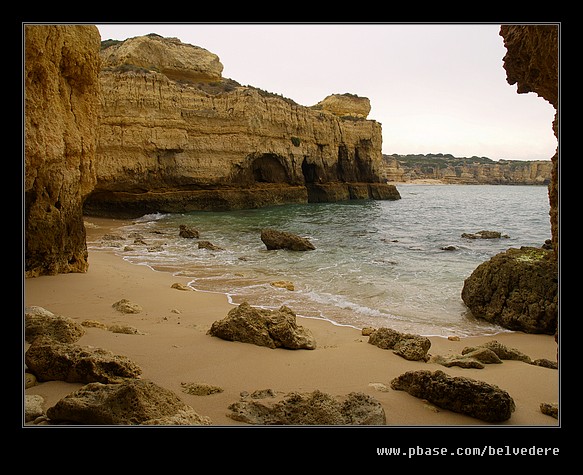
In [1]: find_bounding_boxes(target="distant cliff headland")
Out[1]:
[381,153,552,185]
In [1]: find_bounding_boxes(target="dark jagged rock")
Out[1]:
[390,369,515,422]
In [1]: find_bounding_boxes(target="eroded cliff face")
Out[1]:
[25,25,101,277]
[83,35,399,217]
[381,155,552,185]
[499,25,559,255]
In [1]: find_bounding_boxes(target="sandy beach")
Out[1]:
[24,217,559,433]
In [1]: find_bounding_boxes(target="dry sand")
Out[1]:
[24,218,560,440]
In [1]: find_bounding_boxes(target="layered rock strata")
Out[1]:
[83,34,400,218]
[382,154,553,185]
[499,25,559,255]
[25,25,101,276]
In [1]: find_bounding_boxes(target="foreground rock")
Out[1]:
[25,306,85,344]
[260,228,315,251]
[208,302,316,349]
[461,247,558,334]
[390,370,515,422]
[228,390,385,425]
[367,327,431,361]
[25,338,142,383]
[46,379,211,425]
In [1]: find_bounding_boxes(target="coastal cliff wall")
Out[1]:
[84,34,399,217]
[24,25,101,277]
[382,154,552,185]
[499,25,558,255]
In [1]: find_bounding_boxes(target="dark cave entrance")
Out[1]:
[251,153,289,183]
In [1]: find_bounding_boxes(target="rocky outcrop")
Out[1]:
[228,390,386,425]
[314,93,372,118]
[461,247,558,334]
[260,228,316,251]
[381,154,553,185]
[46,379,211,425]
[456,26,559,337]
[25,25,101,276]
[499,25,558,255]
[208,301,317,349]
[25,338,143,383]
[390,369,515,422]
[367,327,431,361]
[83,34,400,218]
[25,306,86,344]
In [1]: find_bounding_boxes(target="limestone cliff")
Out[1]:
[83,34,399,217]
[382,154,552,185]
[499,25,558,255]
[25,25,101,277]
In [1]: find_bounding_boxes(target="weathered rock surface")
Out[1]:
[83,34,400,217]
[463,340,532,363]
[461,247,558,334]
[314,93,371,118]
[100,33,223,82]
[500,25,558,256]
[46,379,211,425]
[179,224,199,238]
[25,25,101,277]
[25,306,85,343]
[260,228,315,251]
[228,390,386,425]
[381,154,553,185]
[25,338,142,383]
[112,298,143,314]
[367,327,431,361]
[208,301,316,349]
[390,370,515,422]
[25,394,45,423]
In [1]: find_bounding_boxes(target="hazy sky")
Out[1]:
[96,23,557,161]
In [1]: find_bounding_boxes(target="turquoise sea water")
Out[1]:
[88,185,552,337]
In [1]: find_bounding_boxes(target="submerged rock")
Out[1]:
[390,369,515,422]
[208,302,316,349]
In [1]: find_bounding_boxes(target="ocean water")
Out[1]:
[88,185,552,337]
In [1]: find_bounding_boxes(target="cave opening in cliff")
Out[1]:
[251,153,289,183]
[301,157,320,184]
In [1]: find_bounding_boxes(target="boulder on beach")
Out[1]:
[461,247,558,334]
[25,337,142,384]
[46,379,211,425]
[367,327,431,361]
[228,389,386,425]
[25,306,86,344]
[390,369,515,422]
[208,301,316,349]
